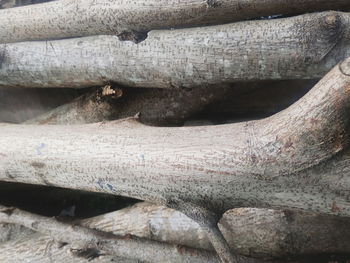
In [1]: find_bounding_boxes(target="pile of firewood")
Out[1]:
[0,1,350,262]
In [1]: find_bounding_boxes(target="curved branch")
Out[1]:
[0,12,350,88]
[0,59,349,218]
[0,0,349,44]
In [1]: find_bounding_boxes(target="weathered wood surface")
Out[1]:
[1,202,349,262]
[0,0,349,44]
[0,12,349,88]
[0,59,349,222]
[0,204,267,263]
[81,202,350,259]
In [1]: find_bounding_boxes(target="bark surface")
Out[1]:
[0,12,350,88]
[0,0,349,44]
[0,59,349,221]
[81,202,350,259]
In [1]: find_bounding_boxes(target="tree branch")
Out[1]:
[0,0,349,44]
[0,58,349,220]
[0,12,349,88]
[0,204,222,263]
[81,202,350,259]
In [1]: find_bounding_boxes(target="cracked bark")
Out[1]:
[0,0,349,44]
[0,12,349,88]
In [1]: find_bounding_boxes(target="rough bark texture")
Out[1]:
[0,204,282,263]
[0,222,34,242]
[1,203,349,262]
[25,84,241,126]
[80,202,350,259]
[0,0,349,44]
[0,59,349,224]
[0,12,350,88]
[0,233,137,263]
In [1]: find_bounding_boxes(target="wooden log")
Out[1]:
[81,202,350,259]
[0,0,349,44]
[0,12,349,88]
[1,57,350,262]
[0,58,349,218]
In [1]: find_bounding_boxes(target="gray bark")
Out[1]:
[81,202,350,259]
[0,0,349,44]
[0,12,350,88]
[0,204,275,263]
[1,203,349,261]
[0,59,349,220]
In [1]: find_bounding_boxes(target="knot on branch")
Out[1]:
[295,12,345,64]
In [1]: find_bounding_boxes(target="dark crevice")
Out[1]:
[117,30,148,44]
[0,182,140,219]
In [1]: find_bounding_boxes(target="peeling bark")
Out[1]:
[0,59,349,221]
[0,0,349,44]
[0,12,350,88]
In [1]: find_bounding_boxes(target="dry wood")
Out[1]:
[0,12,350,88]
[0,58,349,218]
[0,0,349,44]
[82,202,350,259]
[1,204,304,263]
[1,202,349,262]
[2,56,350,262]
[25,84,239,126]
[0,233,137,263]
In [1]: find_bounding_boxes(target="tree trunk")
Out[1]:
[0,12,349,88]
